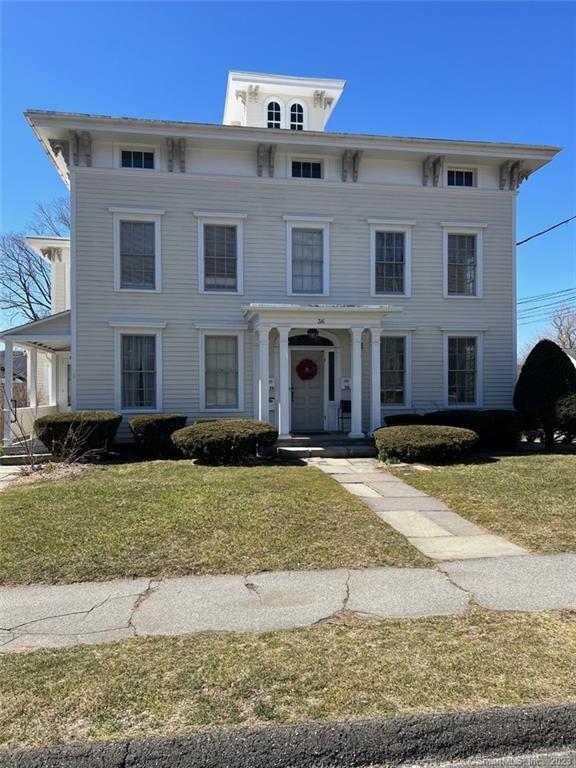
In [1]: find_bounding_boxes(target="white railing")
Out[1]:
[2,404,57,447]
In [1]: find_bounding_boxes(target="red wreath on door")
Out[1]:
[296,358,318,381]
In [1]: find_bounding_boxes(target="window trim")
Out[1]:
[446,166,477,187]
[115,143,157,171]
[289,156,324,180]
[380,331,413,410]
[285,218,331,297]
[199,329,245,412]
[443,331,483,408]
[442,224,485,299]
[111,210,163,293]
[113,325,163,414]
[369,221,413,298]
[287,99,307,130]
[195,213,246,295]
[264,97,284,129]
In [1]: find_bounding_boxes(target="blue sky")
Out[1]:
[1,1,575,348]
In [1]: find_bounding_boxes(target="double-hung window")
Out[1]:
[369,221,413,297]
[201,332,243,411]
[111,209,163,292]
[292,160,322,179]
[446,335,481,406]
[381,336,407,406]
[111,323,165,412]
[266,101,282,129]
[195,213,246,294]
[285,217,331,296]
[442,225,485,298]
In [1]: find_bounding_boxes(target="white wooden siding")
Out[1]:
[73,164,515,430]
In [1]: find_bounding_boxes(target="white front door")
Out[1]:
[291,350,324,432]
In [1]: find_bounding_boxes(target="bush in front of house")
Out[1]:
[171,419,278,463]
[514,339,576,450]
[374,424,478,464]
[34,411,122,459]
[128,413,187,456]
[555,392,576,443]
[383,409,522,450]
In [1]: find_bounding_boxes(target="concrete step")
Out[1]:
[277,445,377,459]
[277,435,374,448]
[0,453,53,466]
[2,439,49,456]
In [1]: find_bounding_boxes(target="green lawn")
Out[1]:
[0,462,427,585]
[1,611,575,748]
[390,452,576,553]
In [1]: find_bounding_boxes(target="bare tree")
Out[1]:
[0,197,70,323]
[549,306,576,350]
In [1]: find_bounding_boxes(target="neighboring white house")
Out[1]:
[1,71,560,445]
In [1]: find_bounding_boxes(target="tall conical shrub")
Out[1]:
[513,339,576,449]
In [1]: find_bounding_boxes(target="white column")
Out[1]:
[29,347,38,409]
[278,327,291,438]
[257,326,270,422]
[2,341,13,447]
[50,352,58,407]
[349,327,364,437]
[370,328,381,434]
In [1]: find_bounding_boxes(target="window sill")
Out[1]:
[372,292,411,299]
[120,407,162,414]
[200,289,244,296]
[114,288,161,294]
[288,292,329,298]
[443,294,483,300]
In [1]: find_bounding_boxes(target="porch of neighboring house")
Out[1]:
[1,311,71,449]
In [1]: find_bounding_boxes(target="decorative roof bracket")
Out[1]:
[422,156,434,186]
[352,150,362,182]
[49,139,70,165]
[69,131,80,166]
[80,131,92,167]
[432,155,445,187]
[256,143,266,177]
[178,138,186,173]
[268,144,276,177]
[166,138,174,172]
[341,149,353,181]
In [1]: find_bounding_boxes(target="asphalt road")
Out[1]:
[1,704,575,768]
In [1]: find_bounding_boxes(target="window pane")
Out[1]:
[291,161,322,179]
[121,151,132,168]
[121,335,156,409]
[267,101,281,129]
[205,335,238,408]
[143,152,154,169]
[292,228,323,294]
[448,337,477,404]
[447,169,474,187]
[204,224,238,291]
[447,233,477,295]
[290,103,304,130]
[375,231,405,294]
[120,221,156,289]
[381,337,405,405]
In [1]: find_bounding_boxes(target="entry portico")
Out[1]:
[242,303,401,439]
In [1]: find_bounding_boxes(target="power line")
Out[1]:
[518,305,576,325]
[517,286,576,305]
[516,214,576,246]
[518,295,576,316]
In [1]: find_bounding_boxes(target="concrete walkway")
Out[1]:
[309,458,527,560]
[2,555,576,653]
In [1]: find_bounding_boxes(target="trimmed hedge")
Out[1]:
[374,424,478,464]
[34,411,122,459]
[383,409,521,450]
[128,413,187,456]
[172,419,278,463]
[555,393,576,440]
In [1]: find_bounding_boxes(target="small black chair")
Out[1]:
[338,399,351,432]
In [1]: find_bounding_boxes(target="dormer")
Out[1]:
[223,71,346,132]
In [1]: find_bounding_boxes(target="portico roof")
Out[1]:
[242,303,402,328]
[0,310,71,352]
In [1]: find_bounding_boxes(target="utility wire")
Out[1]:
[518,295,576,316]
[517,286,576,304]
[516,215,576,246]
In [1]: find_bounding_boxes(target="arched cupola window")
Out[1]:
[289,102,305,131]
[266,101,282,129]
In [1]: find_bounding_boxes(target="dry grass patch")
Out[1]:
[0,462,426,585]
[390,453,576,553]
[0,611,575,748]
